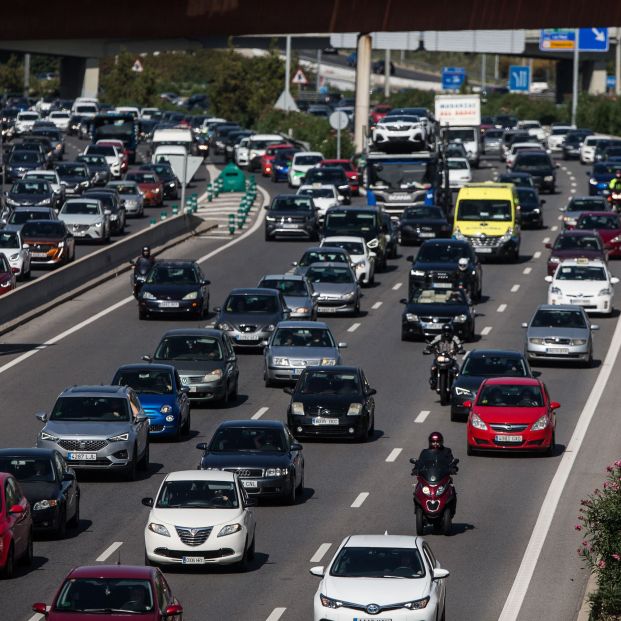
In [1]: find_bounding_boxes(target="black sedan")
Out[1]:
[449,349,533,421]
[140,163,178,199]
[6,151,45,182]
[0,448,80,537]
[398,204,451,245]
[517,187,545,229]
[400,286,476,342]
[304,166,352,204]
[138,260,210,320]
[264,194,320,241]
[197,420,304,504]
[5,179,56,210]
[285,366,376,442]
[84,188,126,234]
[77,154,111,186]
[512,151,557,193]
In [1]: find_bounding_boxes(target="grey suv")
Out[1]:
[35,385,150,481]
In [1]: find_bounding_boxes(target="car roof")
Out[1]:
[303,246,347,253]
[275,320,329,329]
[260,274,306,282]
[303,365,359,373]
[535,304,586,311]
[161,328,222,338]
[322,236,366,243]
[165,469,235,482]
[0,447,57,458]
[557,258,606,267]
[305,261,352,269]
[151,260,198,269]
[216,419,286,430]
[115,363,177,373]
[342,534,420,549]
[481,377,541,387]
[467,349,525,359]
[60,385,129,397]
[1,225,22,233]
[557,229,601,237]
[67,565,155,580]
[229,287,280,296]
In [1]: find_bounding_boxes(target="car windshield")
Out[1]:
[306,169,343,183]
[209,427,286,452]
[10,152,38,163]
[299,371,360,395]
[305,266,353,284]
[567,199,606,211]
[0,231,19,248]
[577,215,620,230]
[50,396,130,422]
[330,546,425,579]
[61,202,100,215]
[295,155,323,166]
[25,173,56,183]
[155,336,222,361]
[448,159,468,170]
[403,206,444,220]
[8,210,49,224]
[517,189,539,207]
[324,212,377,235]
[21,221,64,237]
[259,278,307,296]
[78,155,106,165]
[146,265,198,285]
[156,480,238,509]
[417,243,469,263]
[327,240,365,255]
[447,129,475,141]
[410,289,466,305]
[298,188,335,199]
[114,369,174,394]
[270,197,313,211]
[556,265,607,281]
[476,384,544,407]
[11,181,48,194]
[531,309,587,329]
[461,355,527,377]
[0,457,55,482]
[272,327,334,347]
[458,200,512,221]
[485,130,503,139]
[514,154,551,168]
[553,235,602,251]
[498,174,533,187]
[109,184,139,195]
[57,164,87,177]
[55,578,154,613]
[551,128,570,135]
[88,146,115,156]
[299,250,347,266]
[127,173,158,183]
[224,294,278,313]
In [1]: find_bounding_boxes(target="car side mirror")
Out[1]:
[291,261,298,266]
[544,242,552,249]
[338,342,347,348]
[196,442,208,451]
[164,604,183,617]
[202,279,211,286]
[22,243,29,249]
[550,401,561,409]
[368,388,377,396]
[264,204,270,210]
[544,275,553,283]
[283,387,293,395]
[35,411,47,422]
[521,322,528,328]
[309,566,325,577]
[409,457,417,464]
[312,291,320,298]
[62,471,76,481]
[433,568,450,580]
[559,207,565,211]
[9,504,24,514]
[540,199,546,205]
[591,324,600,331]
[142,355,152,362]
[400,298,407,304]
[214,306,221,313]
[612,277,620,285]
[290,442,303,451]
[32,603,47,615]
[104,209,111,216]
[135,414,148,423]
[141,497,154,507]
[462,400,472,408]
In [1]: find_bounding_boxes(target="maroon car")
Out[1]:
[575,211,621,258]
[32,565,183,620]
[0,253,17,296]
[125,171,164,207]
[545,230,607,275]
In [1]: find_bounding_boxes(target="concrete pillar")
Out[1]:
[82,58,99,99]
[59,57,86,99]
[587,61,607,95]
[354,33,372,153]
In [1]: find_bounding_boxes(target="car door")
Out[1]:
[54,451,77,520]
[222,336,238,384]
[422,542,445,616]
[5,478,29,558]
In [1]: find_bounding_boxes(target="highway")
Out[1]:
[1,153,620,621]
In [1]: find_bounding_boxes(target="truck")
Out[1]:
[435,94,482,168]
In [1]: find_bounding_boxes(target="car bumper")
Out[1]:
[36,438,136,470]
[402,320,470,340]
[239,475,293,498]
[31,506,62,531]
[520,211,543,227]
[316,299,357,314]
[526,343,590,362]
[266,365,315,382]
[124,202,143,215]
[142,192,162,206]
[29,248,66,264]
[467,237,519,259]
[265,223,316,239]
[400,229,450,245]
[140,298,204,315]
[224,329,272,348]
[548,294,612,314]
[144,411,181,437]
[313,595,439,621]
[288,416,368,438]
[179,378,226,401]
[468,423,553,452]
[70,227,105,240]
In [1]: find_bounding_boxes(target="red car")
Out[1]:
[465,377,559,456]
[260,143,294,177]
[0,254,17,296]
[33,565,183,620]
[575,211,621,257]
[126,171,164,207]
[319,159,360,195]
[545,230,608,275]
[0,472,33,578]
[369,103,392,126]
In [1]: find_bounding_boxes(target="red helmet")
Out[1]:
[428,431,444,449]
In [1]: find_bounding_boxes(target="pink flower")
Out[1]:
[613,554,621,561]
[598,560,606,569]
[575,524,583,531]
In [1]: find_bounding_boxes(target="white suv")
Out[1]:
[288,152,325,188]
[372,115,428,151]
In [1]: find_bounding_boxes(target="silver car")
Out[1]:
[58,198,111,243]
[107,180,145,217]
[264,321,346,386]
[304,261,362,315]
[257,273,318,320]
[35,385,150,480]
[522,304,598,366]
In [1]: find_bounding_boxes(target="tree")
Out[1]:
[0,55,24,93]
[100,50,158,107]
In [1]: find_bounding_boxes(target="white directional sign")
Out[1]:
[292,69,308,85]
[161,154,204,185]
[131,59,144,73]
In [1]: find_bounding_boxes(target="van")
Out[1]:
[453,183,521,262]
[151,128,194,156]
[152,144,187,165]
[446,126,481,168]
[71,100,99,118]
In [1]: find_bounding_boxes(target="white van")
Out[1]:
[152,144,187,165]
[115,106,140,119]
[580,135,610,165]
[245,134,285,170]
[446,126,481,168]
[71,100,99,118]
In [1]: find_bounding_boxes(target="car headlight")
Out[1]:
[294,306,310,314]
[404,597,430,610]
[291,402,304,416]
[499,229,513,243]
[470,413,487,430]
[610,235,621,244]
[533,208,540,213]
[154,188,160,193]
[218,523,242,537]
[37,198,51,205]
[411,270,425,277]
[320,594,342,609]
[529,337,545,345]
[347,403,362,416]
[39,431,59,442]
[589,178,598,185]
[160,405,172,414]
[265,467,288,477]
[550,286,562,295]
[216,322,232,331]
[340,292,355,301]
[142,291,156,300]
[94,221,103,227]
[571,338,587,346]
[273,357,289,366]
[549,256,561,264]
[108,432,129,442]
[405,313,419,322]
[264,324,276,332]
[33,499,58,511]
[6,198,18,206]
[367,238,379,249]
[531,415,549,431]
[266,216,276,221]
[563,216,576,225]
[80,181,89,187]
[9,253,19,261]
[453,313,468,323]
[148,523,170,537]
[321,358,336,366]
[599,287,612,295]
[454,387,472,397]
[203,369,223,381]
[182,291,198,300]
[544,175,554,182]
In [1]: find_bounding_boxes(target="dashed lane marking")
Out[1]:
[96,541,123,562]
[252,407,269,420]
[266,608,287,621]
[511,284,520,293]
[497,304,507,313]
[310,543,332,563]
[533,251,542,259]
[348,322,361,333]
[351,492,369,508]
[523,267,532,275]
[371,301,383,310]
[481,326,493,335]
[551,225,558,231]
[392,282,403,290]
[386,448,403,462]
[543,237,550,244]
[414,410,430,423]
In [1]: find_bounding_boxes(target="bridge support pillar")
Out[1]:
[354,33,372,153]
[586,60,607,95]
[59,57,99,100]
[81,58,99,99]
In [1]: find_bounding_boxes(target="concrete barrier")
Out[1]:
[0,211,215,332]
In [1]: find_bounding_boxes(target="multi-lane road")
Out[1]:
[2,153,620,621]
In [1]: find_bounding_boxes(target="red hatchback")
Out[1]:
[575,211,621,257]
[465,377,559,456]
[320,159,360,195]
[545,230,607,275]
[0,472,33,578]
[260,143,294,176]
[126,171,164,207]
[33,565,183,620]
[0,254,16,296]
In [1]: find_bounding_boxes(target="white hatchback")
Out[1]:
[288,152,325,187]
[322,235,376,286]
[297,184,341,218]
[447,157,472,189]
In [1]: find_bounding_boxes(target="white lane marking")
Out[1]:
[371,301,383,310]
[533,251,542,259]
[392,282,403,290]
[0,185,271,376]
[571,188,576,194]
[348,322,361,333]
[498,310,621,620]
[510,284,520,293]
[497,304,507,313]
[523,267,532,275]
[571,182,577,187]
[351,492,369,508]
[551,225,558,231]
[310,543,332,564]
[561,165,567,170]
[27,615,44,621]
[543,237,550,244]
[265,608,287,621]
[252,407,269,420]
[96,541,123,562]
[386,448,403,463]
[414,410,430,423]
[481,326,493,335]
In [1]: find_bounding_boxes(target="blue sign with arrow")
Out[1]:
[508,66,530,92]
[441,67,466,90]
[540,27,608,52]
[578,27,608,52]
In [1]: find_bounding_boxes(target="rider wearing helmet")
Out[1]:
[418,431,455,463]
[452,257,473,295]
[609,169,621,193]
[426,324,463,389]
[135,245,155,274]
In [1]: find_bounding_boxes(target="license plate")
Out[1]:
[242,480,258,488]
[67,452,97,461]
[312,417,339,425]
[182,557,205,564]
[318,306,338,312]
[546,348,569,354]
[390,193,410,200]
[189,386,198,393]
[159,301,179,308]
[475,247,493,254]
[31,252,48,258]
[432,282,452,289]
[292,367,303,375]
[282,223,299,229]
[570,299,586,305]
[419,232,435,238]
[355,618,392,621]
[237,334,259,341]
[495,434,523,443]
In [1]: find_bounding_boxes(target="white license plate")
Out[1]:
[495,434,523,443]
[318,306,338,312]
[312,417,339,425]
[237,334,259,341]
[355,618,392,621]
[242,480,258,488]
[182,557,205,564]
[391,193,410,200]
[67,452,97,461]
[189,386,198,393]
[282,223,299,228]
[570,299,587,305]
[546,348,569,354]
[31,252,48,258]
[432,282,453,289]
[475,247,493,254]
[292,367,303,375]
[419,232,435,238]
[159,301,179,308]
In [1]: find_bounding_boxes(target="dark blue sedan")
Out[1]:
[588,161,617,196]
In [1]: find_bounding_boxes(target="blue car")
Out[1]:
[271,154,292,183]
[111,363,190,440]
[588,161,617,196]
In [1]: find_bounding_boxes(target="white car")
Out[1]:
[48,111,71,131]
[311,534,448,621]
[546,125,575,152]
[0,226,31,280]
[143,470,256,569]
[372,115,428,150]
[546,258,619,314]
[288,152,325,187]
[322,236,376,285]
[23,169,65,204]
[447,157,472,189]
[297,184,340,218]
[506,142,546,168]
[58,198,110,243]
[235,136,251,167]
[517,120,546,142]
[15,111,40,135]
[140,107,160,120]
[580,135,610,164]
[84,144,122,178]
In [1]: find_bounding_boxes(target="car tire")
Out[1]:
[21,265,31,281]
[139,442,150,471]
[353,299,361,316]
[246,533,255,561]
[546,431,556,457]
[467,443,476,457]
[138,310,148,321]
[68,496,80,528]
[124,454,137,481]
[442,509,452,536]
[56,507,67,539]
[0,544,14,579]
[182,410,191,436]
[296,468,305,494]
[368,415,375,437]
[415,506,425,536]
[235,538,251,572]
[264,230,270,241]
[284,476,297,505]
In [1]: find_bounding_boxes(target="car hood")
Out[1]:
[21,235,64,245]
[47,613,156,621]
[283,295,311,309]
[550,249,604,261]
[141,283,201,299]
[43,420,131,437]
[218,311,282,325]
[268,346,337,359]
[405,302,468,316]
[267,209,312,218]
[527,326,588,338]
[19,480,60,502]
[457,222,512,236]
[311,283,356,295]
[201,452,291,469]
[136,393,177,409]
[59,175,86,184]
[59,214,101,225]
[138,182,161,191]
[401,218,448,228]
[452,375,487,393]
[150,506,244,527]
[587,228,621,242]
[297,394,357,408]
[472,405,547,423]
[8,193,49,203]
[321,575,429,604]
[413,261,460,272]
[154,358,224,375]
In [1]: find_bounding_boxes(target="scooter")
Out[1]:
[130,260,152,297]
[607,191,621,214]
[410,456,458,536]
[423,343,461,406]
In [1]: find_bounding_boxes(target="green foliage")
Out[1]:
[383,89,435,109]
[0,55,24,93]
[482,93,569,125]
[99,50,158,107]
[576,95,621,136]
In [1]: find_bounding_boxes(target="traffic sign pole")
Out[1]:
[572,28,579,127]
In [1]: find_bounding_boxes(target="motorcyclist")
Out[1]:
[134,246,155,274]
[609,169,621,192]
[426,323,463,389]
[453,257,471,291]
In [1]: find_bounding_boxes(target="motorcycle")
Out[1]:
[410,456,458,536]
[130,260,153,297]
[423,342,462,406]
[607,190,621,213]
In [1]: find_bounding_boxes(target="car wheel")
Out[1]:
[246,533,255,561]
[235,538,251,572]
[368,414,375,437]
[139,442,150,471]
[230,377,238,400]
[450,408,460,423]
[182,410,191,436]
[264,369,274,388]
[467,443,475,457]
[124,454,137,481]
[284,476,297,505]
[144,551,156,567]
[296,467,305,493]
[442,509,452,536]
[56,507,67,539]
[68,496,80,528]
[138,310,148,320]
[546,431,556,457]
[0,543,14,579]
[415,506,425,536]
[264,230,270,241]
[353,299,361,316]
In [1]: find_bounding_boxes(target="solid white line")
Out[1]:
[265,608,287,621]
[497,304,507,313]
[392,282,403,290]
[252,407,269,420]
[351,492,369,508]
[543,237,550,244]
[551,225,558,231]
[385,448,403,463]
[371,301,383,310]
[511,284,520,293]
[310,543,332,563]
[27,614,44,621]
[481,326,493,335]
[498,310,621,621]
[414,410,430,423]
[96,541,123,562]
[348,322,361,332]
[533,251,542,259]
[523,267,532,275]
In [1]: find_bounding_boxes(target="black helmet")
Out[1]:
[141,246,151,258]
[429,431,444,449]
[441,323,454,339]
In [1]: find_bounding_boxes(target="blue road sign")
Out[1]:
[540,27,608,52]
[607,75,616,90]
[509,66,530,92]
[579,27,609,52]
[442,67,466,90]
